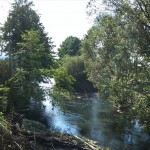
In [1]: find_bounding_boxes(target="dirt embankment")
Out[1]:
[0,113,109,150]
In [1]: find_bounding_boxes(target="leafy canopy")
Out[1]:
[1,0,54,69]
[83,0,150,128]
[58,36,81,58]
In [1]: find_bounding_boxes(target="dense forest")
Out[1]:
[0,0,149,149]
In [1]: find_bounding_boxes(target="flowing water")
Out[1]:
[37,80,150,150]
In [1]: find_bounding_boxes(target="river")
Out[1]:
[35,80,150,150]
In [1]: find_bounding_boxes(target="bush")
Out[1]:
[0,112,10,134]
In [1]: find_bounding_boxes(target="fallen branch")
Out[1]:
[14,141,23,150]
[73,135,99,150]
[50,139,56,150]
[20,130,104,150]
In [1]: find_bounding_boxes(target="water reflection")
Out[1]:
[43,99,80,135]
[42,93,150,150]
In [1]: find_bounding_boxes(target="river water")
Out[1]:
[37,80,150,150]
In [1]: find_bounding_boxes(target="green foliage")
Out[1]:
[82,0,150,128]
[54,54,96,97]
[0,60,10,113]
[1,0,54,69]
[0,112,11,136]
[0,0,55,112]
[54,66,75,92]
[5,30,51,111]
[62,56,96,92]
[53,69,75,101]
[58,36,81,58]
[0,60,10,84]
[17,30,45,70]
[62,56,85,77]
[0,86,10,113]
[2,0,39,54]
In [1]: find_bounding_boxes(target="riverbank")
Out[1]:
[0,113,109,150]
[25,93,150,150]
[0,130,107,150]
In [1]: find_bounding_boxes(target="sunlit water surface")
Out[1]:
[38,80,150,150]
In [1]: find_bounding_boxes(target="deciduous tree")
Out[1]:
[58,36,81,58]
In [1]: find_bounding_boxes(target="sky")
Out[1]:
[0,0,94,50]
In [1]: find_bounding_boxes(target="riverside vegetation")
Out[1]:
[0,0,149,149]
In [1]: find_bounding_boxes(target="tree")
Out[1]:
[7,30,48,111]
[1,0,54,70]
[0,0,55,111]
[62,55,96,93]
[0,60,10,113]
[83,0,150,128]
[107,0,150,56]
[53,62,76,101]
[53,54,96,101]
[0,60,10,84]
[58,36,81,58]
